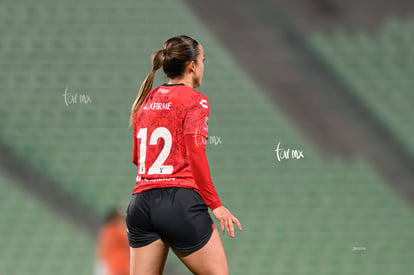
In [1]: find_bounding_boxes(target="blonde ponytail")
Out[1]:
[129,49,166,127]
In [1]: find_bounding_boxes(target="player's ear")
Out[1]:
[187,60,196,72]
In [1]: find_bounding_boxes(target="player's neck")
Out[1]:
[168,76,195,89]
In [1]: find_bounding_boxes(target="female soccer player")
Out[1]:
[126,35,242,275]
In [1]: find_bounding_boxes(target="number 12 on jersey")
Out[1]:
[136,127,174,175]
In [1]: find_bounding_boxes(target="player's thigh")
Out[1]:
[174,229,228,275]
[130,239,169,275]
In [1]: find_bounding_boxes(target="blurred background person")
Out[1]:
[95,207,129,275]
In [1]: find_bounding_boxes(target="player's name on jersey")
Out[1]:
[143,102,172,110]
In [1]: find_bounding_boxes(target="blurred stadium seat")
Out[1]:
[309,19,414,157]
[0,171,93,275]
[0,0,413,274]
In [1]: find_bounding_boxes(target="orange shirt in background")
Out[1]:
[97,221,130,275]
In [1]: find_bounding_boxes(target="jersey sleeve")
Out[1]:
[183,94,209,139]
[184,134,222,210]
[132,121,138,165]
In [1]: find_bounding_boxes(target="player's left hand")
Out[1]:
[212,206,242,238]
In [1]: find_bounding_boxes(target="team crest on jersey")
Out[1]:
[158,88,170,94]
[204,116,209,131]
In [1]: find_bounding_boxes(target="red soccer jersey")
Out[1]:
[132,83,210,195]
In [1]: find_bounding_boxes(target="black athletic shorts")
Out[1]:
[126,187,214,253]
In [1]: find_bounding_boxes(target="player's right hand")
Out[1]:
[212,206,242,238]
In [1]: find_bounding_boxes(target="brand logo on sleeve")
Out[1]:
[200,99,208,108]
